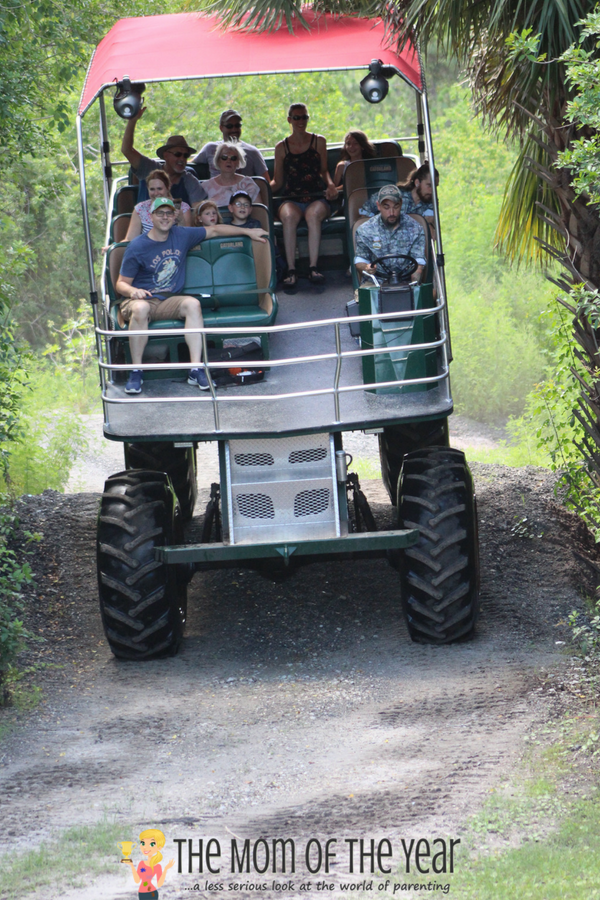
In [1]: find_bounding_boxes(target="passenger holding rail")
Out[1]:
[125,169,192,240]
[202,143,261,206]
[360,163,438,221]
[271,103,338,288]
[116,197,268,395]
[121,108,206,206]
[354,185,426,283]
[334,130,376,190]
[193,110,269,179]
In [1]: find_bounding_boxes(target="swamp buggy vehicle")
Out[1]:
[77,11,480,659]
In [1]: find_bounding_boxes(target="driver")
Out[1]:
[354,184,426,282]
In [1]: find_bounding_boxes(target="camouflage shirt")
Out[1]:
[354,212,426,275]
[359,188,433,219]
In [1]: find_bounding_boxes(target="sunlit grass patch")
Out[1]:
[0,820,130,899]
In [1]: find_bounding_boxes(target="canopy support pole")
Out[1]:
[77,114,108,401]
[99,92,112,215]
[419,90,452,363]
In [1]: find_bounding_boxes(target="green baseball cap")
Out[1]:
[378,184,402,203]
[151,197,175,213]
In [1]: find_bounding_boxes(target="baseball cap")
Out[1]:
[220,109,242,126]
[378,184,402,203]
[230,190,252,204]
[151,197,175,213]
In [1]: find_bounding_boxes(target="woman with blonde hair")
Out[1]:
[202,141,260,206]
[124,827,175,897]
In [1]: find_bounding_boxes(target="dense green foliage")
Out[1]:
[433,86,555,421]
[558,9,600,204]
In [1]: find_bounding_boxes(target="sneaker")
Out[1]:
[188,367,215,391]
[124,369,143,394]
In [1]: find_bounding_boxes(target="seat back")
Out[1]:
[193,161,210,180]
[251,176,272,211]
[344,156,416,200]
[409,213,433,282]
[212,236,263,306]
[106,243,129,305]
[110,213,131,244]
[184,236,275,309]
[375,140,402,158]
[114,185,138,216]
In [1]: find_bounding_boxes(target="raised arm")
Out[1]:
[316,135,337,201]
[205,224,268,242]
[270,141,285,193]
[121,107,146,171]
[334,159,345,189]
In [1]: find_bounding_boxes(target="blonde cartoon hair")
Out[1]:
[139,828,165,868]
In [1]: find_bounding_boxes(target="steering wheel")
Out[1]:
[371,253,419,285]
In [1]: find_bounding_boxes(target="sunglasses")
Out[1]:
[291,114,309,121]
[167,150,191,159]
[220,154,239,162]
[224,122,242,129]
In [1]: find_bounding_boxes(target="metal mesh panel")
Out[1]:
[289,447,328,465]
[236,493,275,519]
[294,488,330,517]
[227,434,339,544]
[230,433,331,482]
[234,452,274,467]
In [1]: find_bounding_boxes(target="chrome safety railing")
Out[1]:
[96,300,450,433]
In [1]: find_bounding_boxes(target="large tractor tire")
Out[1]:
[397,447,479,644]
[97,469,188,660]
[124,442,197,521]
[379,419,449,505]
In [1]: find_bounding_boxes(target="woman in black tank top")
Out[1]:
[270,103,338,287]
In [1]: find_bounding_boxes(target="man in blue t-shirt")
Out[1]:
[117,197,268,393]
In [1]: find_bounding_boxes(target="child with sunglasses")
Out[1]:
[270,103,338,288]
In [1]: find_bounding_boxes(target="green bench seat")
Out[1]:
[104,235,277,379]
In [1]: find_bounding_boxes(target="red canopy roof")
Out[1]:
[78,12,423,115]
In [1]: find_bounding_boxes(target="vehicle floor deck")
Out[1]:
[103,271,451,442]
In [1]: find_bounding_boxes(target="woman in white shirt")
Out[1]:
[203,142,260,206]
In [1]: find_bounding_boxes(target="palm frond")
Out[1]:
[495,134,562,263]
[205,0,371,32]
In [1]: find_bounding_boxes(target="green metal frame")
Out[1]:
[358,282,439,393]
[155,527,418,564]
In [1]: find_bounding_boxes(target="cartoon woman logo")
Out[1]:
[123,828,175,898]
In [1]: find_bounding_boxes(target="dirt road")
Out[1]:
[0,453,596,900]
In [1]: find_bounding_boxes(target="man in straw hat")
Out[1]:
[121,107,207,206]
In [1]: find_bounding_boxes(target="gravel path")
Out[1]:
[1,445,597,899]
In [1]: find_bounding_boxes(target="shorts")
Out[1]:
[278,198,331,217]
[119,294,200,322]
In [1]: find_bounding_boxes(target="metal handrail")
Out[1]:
[98,302,448,430]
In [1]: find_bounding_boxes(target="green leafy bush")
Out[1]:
[0,507,35,705]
